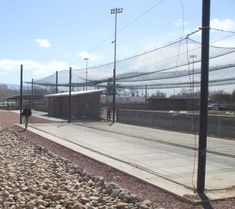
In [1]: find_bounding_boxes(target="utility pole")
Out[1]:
[190,55,197,96]
[68,67,72,123]
[145,85,148,105]
[56,71,58,93]
[197,0,211,194]
[31,78,34,109]
[84,57,89,91]
[20,64,23,124]
[110,7,123,122]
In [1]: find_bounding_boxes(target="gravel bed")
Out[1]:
[0,126,154,209]
[0,110,235,209]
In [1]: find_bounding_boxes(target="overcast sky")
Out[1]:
[0,0,235,84]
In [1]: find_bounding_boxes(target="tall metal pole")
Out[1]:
[68,67,72,123]
[145,85,148,105]
[31,78,34,109]
[197,0,211,194]
[20,64,23,124]
[56,71,58,93]
[111,7,123,122]
[84,57,89,91]
[190,55,197,95]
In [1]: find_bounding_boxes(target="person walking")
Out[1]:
[106,105,112,121]
[21,105,32,130]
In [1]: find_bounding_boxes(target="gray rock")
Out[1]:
[0,127,152,209]
[111,188,121,197]
[116,202,130,209]
[72,202,87,209]
[36,199,48,206]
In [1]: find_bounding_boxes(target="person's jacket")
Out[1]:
[22,108,32,117]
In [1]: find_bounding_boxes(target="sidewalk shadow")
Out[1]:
[108,122,115,126]
[57,122,70,128]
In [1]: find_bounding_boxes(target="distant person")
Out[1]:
[21,105,32,130]
[85,103,92,120]
[106,105,112,121]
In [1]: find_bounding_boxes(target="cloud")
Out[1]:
[35,38,51,48]
[0,59,70,80]
[77,51,90,59]
[174,19,188,27]
[210,18,235,31]
[76,51,103,61]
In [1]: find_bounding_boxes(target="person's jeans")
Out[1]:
[24,116,29,129]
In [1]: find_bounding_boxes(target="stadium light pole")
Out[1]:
[56,71,58,93]
[31,78,34,109]
[68,67,72,123]
[190,55,197,70]
[190,55,197,94]
[84,57,89,91]
[110,7,123,122]
[20,64,23,124]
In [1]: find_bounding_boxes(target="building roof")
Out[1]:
[45,89,104,98]
[6,94,44,100]
[147,97,200,101]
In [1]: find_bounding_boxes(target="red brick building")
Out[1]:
[46,90,103,119]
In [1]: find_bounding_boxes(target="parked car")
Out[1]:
[208,103,226,110]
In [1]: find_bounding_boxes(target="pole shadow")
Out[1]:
[57,122,70,128]
[108,122,115,126]
[199,193,213,209]
[18,129,26,133]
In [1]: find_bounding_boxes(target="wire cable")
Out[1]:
[88,0,167,53]
[210,27,235,34]
[178,0,185,37]
[211,33,235,45]
[173,0,185,98]
[118,0,166,33]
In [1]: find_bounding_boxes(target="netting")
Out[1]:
[33,37,235,91]
[27,33,235,192]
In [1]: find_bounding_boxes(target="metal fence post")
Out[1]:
[197,0,211,194]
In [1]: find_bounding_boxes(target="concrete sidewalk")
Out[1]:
[17,111,235,202]
[74,121,235,158]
